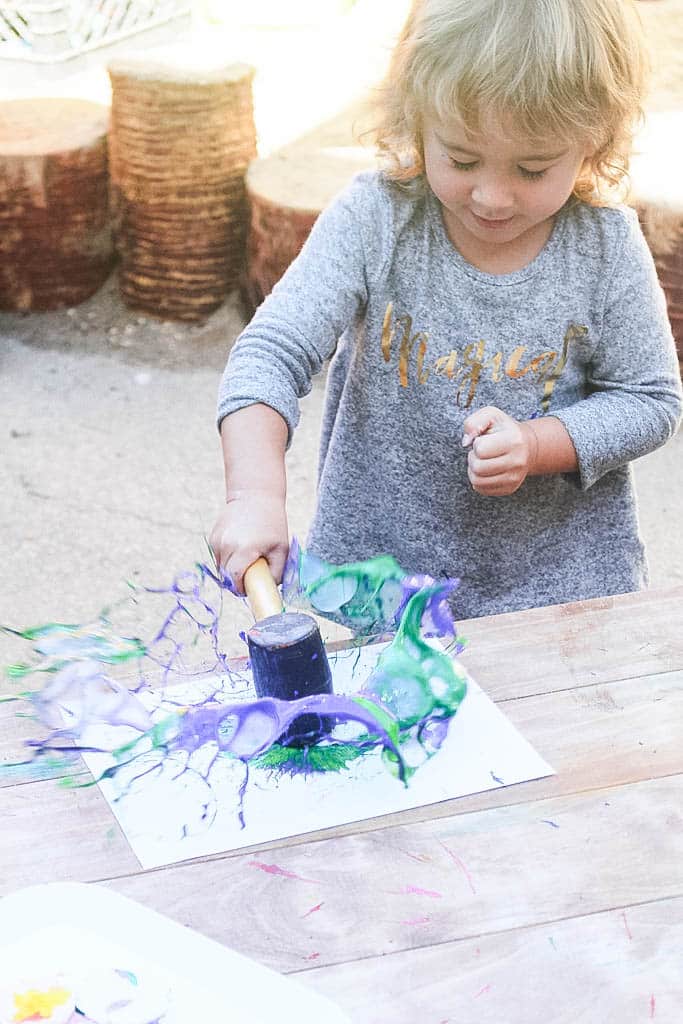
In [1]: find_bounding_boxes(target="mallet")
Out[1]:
[243,557,334,746]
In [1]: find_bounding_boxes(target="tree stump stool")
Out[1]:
[107,55,256,323]
[244,111,376,314]
[629,112,683,365]
[0,98,112,312]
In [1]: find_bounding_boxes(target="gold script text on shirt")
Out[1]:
[380,302,587,412]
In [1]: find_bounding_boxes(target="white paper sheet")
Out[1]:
[0,883,350,1024]
[80,643,554,869]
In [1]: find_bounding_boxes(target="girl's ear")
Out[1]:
[572,148,599,203]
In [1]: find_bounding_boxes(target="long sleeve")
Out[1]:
[551,209,682,489]
[217,173,389,442]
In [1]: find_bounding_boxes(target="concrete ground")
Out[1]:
[0,286,328,663]
[1,2,682,670]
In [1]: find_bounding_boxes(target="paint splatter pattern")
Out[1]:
[1,542,467,830]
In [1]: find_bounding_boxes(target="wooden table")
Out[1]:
[1,586,682,1022]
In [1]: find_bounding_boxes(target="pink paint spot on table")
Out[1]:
[438,841,477,895]
[301,901,324,919]
[392,885,443,898]
[249,861,319,883]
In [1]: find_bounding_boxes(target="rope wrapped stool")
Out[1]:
[108,56,256,322]
[243,106,376,314]
[629,112,683,365]
[0,98,112,312]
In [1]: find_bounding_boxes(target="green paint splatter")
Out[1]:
[0,754,82,785]
[254,741,367,774]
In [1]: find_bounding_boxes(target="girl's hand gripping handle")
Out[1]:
[209,404,290,594]
[243,557,284,622]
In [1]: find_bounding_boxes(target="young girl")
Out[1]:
[211,0,682,621]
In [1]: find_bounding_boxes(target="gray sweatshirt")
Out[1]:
[218,172,682,620]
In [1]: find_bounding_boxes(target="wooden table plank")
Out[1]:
[103,774,683,973]
[458,585,683,698]
[0,780,139,892]
[418,667,683,823]
[301,896,683,1024]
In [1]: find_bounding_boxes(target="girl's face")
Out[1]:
[422,112,592,271]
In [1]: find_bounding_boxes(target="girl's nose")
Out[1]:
[471,176,513,216]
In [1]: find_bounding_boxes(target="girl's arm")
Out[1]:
[546,211,682,490]
[209,404,289,592]
[217,174,386,449]
[211,174,387,583]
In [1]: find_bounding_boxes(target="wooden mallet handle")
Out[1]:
[243,557,284,622]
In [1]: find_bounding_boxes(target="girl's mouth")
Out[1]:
[471,212,514,228]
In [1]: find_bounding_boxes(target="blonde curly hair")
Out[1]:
[372,0,648,204]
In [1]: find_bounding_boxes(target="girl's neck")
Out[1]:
[441,205,556,275]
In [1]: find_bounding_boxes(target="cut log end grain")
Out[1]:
[629,112,683,364]
[108,53,255,88]
[243,144,376,313]
[0,98,110,158]
[0,98,113,313]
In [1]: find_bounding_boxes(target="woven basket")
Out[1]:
[108,54,257,322]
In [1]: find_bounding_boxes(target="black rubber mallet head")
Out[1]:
[243,557,334,746]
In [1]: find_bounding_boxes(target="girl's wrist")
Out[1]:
[520,420,540,476]
[225,488,285,505]
[519,416,578,476]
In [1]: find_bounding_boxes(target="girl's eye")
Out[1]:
[519,166,547,180]
[449,158,477,171]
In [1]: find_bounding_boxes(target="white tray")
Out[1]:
[0,883,350,1024]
